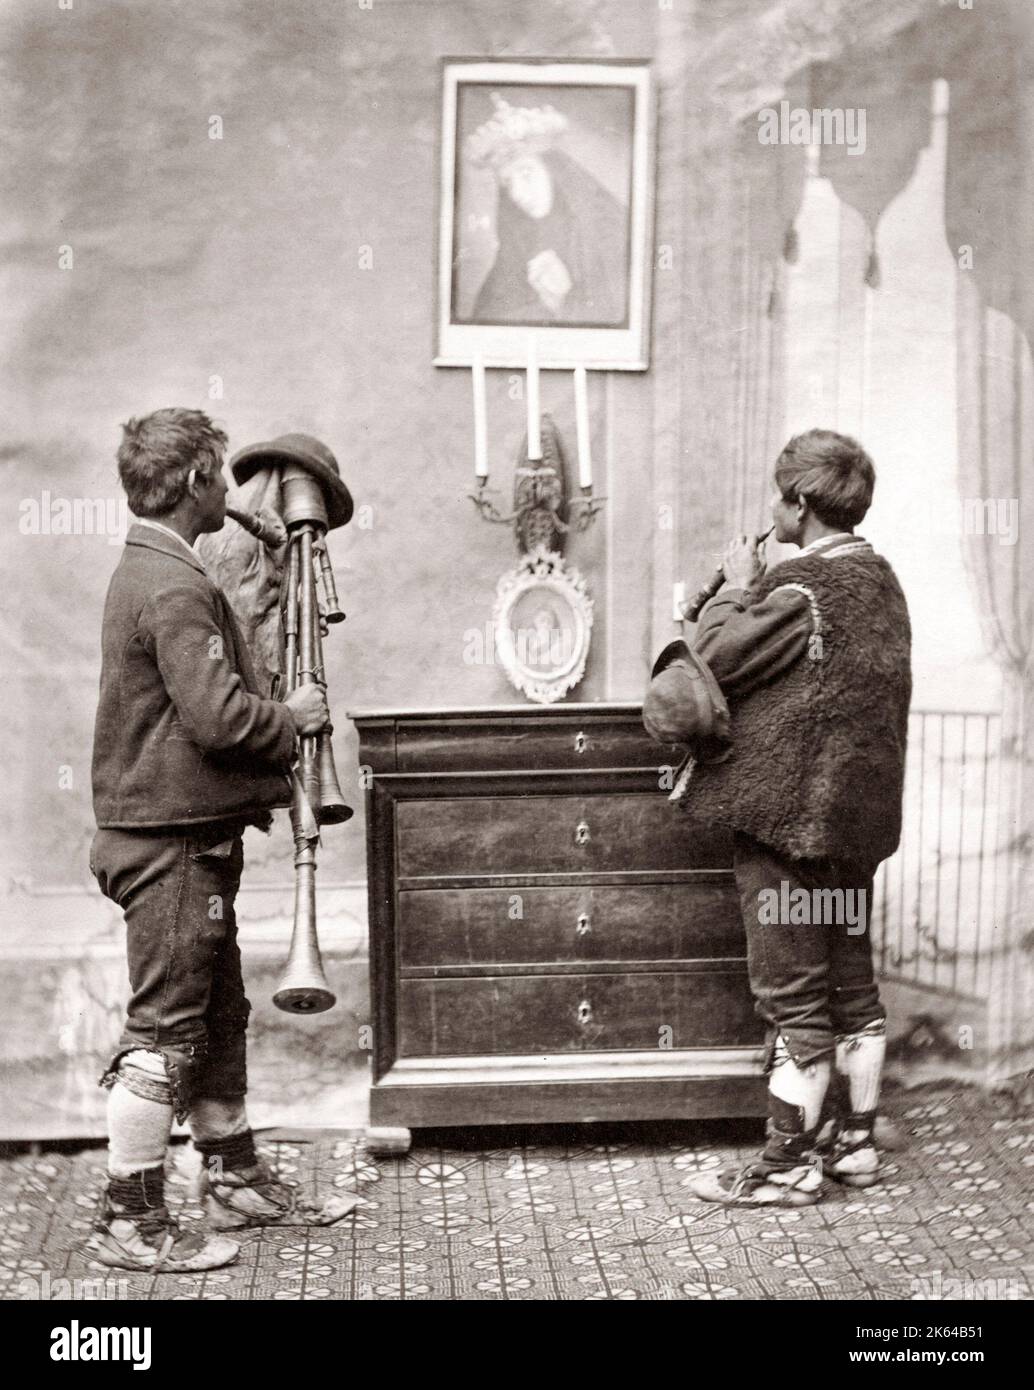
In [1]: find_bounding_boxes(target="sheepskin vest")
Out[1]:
[681,547,912,872]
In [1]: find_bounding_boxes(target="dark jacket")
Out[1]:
[681,543,912,873]
[92,524,295,829]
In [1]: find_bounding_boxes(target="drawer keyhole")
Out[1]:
[576,913,591,936]
[575,820,591,846]
[574,731,587,754]
[577,999,593,1026]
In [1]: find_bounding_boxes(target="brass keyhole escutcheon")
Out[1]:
[574,731,587,754]
[575,820,590,845]
[576,913,591,936]
[577,999,593,1026]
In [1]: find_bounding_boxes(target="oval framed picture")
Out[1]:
[493,551,593,703]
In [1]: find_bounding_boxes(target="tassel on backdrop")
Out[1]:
[766,261,780,318]
[864,228,881,289]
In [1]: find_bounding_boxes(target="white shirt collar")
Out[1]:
[134,517,206,569]
[799,532,862,558]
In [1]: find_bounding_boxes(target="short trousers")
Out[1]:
[732,831,886,1071]
[90,823,250,1120]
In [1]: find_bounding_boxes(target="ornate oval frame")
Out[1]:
[493,549,594,704]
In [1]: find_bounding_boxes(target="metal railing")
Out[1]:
[872,709,1003,1000]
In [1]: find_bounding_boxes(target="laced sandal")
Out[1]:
[825,1113,881,1188]
[688,1155,824,1207]
[88,1203,239,1272]
[201,1161,361,1229]
[689,1094,828,1206]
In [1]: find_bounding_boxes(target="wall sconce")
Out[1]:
[463,358,599,703]
[468,414,605,550]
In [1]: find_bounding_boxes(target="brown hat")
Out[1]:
[643,640,731,749]
[230,433,354,530]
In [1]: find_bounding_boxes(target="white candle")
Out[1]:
[573,365,592,490]
[472,356,487,479]
[526,336,541,460]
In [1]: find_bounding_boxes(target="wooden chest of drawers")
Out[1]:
[352,704,765,1139]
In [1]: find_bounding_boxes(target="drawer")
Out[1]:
[398,971,761,1056]
[395,715,682,774]
[395,793,731,877]
[398,883,743,967]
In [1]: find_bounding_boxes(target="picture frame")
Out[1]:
[493,551,594,704]
[437,59,654,371]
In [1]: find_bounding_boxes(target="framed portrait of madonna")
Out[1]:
[436,59,655,371]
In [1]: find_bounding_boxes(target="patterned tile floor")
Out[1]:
[1,1085,1031,1300]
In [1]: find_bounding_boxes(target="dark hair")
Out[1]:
[117,408,228,517]
[774,429,875,529]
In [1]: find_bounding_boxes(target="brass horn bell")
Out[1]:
[316,730,353,826]
[272,847,336,1014]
